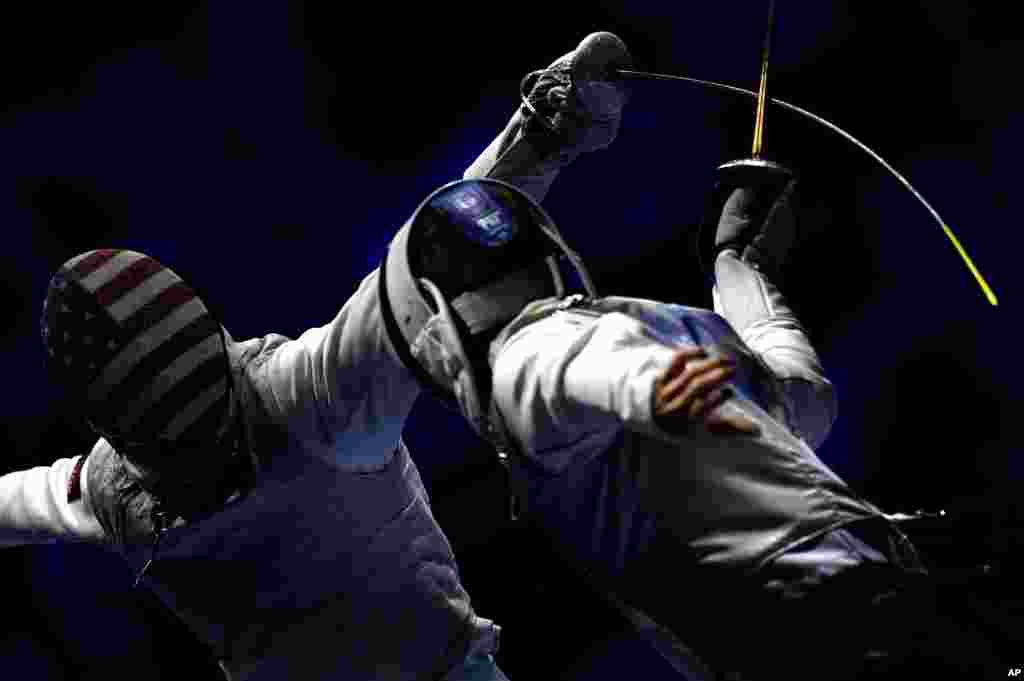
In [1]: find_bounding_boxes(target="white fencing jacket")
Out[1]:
[0,269,502,681]
[487,252,904,589]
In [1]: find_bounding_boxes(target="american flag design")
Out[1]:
[40,249,229,448]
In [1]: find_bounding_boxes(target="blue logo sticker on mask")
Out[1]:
[432,184,519,247]
[470,208,517,246]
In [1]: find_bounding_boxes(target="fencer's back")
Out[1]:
[497,296,889,576]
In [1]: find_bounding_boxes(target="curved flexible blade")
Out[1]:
[615,68,999,306]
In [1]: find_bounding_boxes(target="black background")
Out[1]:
[2,2,1021,678]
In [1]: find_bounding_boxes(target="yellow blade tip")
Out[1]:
[940,222,999,307]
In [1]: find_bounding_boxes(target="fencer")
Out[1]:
[377,168,1004,679]
[0,31,633,681]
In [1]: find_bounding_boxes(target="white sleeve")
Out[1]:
[251,269,422,470]
[492,311,675,468]
[712,251,838,449]
[0,454,105,547]
[462,109,566,205]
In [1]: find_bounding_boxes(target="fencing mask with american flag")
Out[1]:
[40,249,233,454]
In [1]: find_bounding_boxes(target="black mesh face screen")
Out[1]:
[410,181,555,297]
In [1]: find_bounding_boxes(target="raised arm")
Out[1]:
[249,36,631,466]
[711,183,838,449]
[248,268,422,469]
[463,32,630,204]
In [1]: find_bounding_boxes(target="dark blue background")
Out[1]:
[2,2,1021,677]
